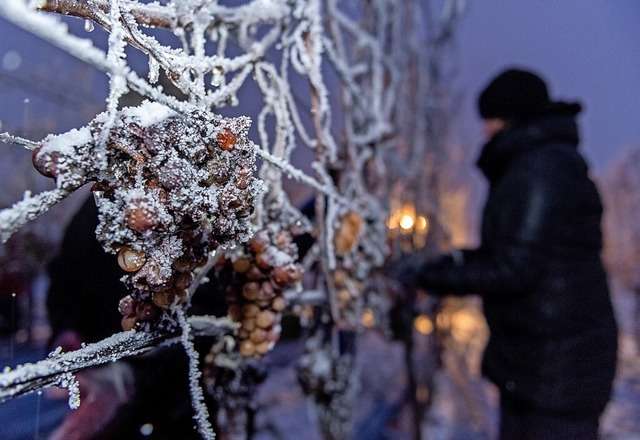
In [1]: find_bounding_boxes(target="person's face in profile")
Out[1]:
[482,117,508,139]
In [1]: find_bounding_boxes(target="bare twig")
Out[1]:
[40,0,175,29]
[0,315,236,403]
[0,132,39,150]
[0,330,166,402]
[0,188,71,243]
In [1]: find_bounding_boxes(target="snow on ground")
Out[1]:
[1,288,639,440]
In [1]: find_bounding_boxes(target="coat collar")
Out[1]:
[476,114,580,183]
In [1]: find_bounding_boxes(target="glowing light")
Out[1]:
[386,215,399,229]
[450,309,481,342]
[399,214,415,230]
[451,309,478,331]
[388,202,429,247]
[436,310,451,329]
[414,314,434,335]
[415,215,429,233]
[362,308,376,328]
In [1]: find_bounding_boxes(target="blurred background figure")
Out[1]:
[46,196,124,353]
[44,195,216,440]
[0,230,53,342]
[394,67,618,440]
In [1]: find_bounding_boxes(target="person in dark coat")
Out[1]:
[395,68,618,440]
[46,195,220,439]
[46,195,125,352]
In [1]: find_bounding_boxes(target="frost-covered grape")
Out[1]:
[333,211,362,256]
[117,247,146,272]
[212,221,304,358]
[33,100,265,332]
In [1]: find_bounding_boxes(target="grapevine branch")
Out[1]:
[39,0,292,30]
[0,132,38,150]
[0,188,71,243]
[0,1,194,115]
[254,147,348,206]
[0,1,465,439]
[0,315,237,403]
[0,331,166,403]
[40,0,175,30]
[176,308,216,440]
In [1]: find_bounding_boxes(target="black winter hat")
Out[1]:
[478,68,551,122]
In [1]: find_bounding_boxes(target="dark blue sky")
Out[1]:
[451,0,640,173]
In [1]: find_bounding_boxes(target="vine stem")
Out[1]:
[302,8,342,327]
[40,0,175,29]
[0,132,39,150]
[253,147,347,206]
[0,188,71,243]
[176,307,217,440]
[0,315,236,404]
[0,330,164,403]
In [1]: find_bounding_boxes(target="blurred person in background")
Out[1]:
[394,67,618,440]
[46,195,213,439]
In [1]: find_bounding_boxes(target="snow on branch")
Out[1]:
[40,0,293,30]
[254,147,348,206]
[40,0,176,30]
[176,307,217,440]
[0,330,164,403]
[0,315,236,404]
[0,132,39,150]
[0,1,194,114]
[0,0,465,438]
[0,188,71,243]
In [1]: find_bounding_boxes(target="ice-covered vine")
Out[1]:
[0,0,464,438]
[176,306,216,440]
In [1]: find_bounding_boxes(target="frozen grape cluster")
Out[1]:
[331,200,388,326]
[32,101,264,331]
[212,221,304,358]
[332,210,364,315]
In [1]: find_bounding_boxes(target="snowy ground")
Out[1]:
[1,289,639,440]
[250,329,640,440]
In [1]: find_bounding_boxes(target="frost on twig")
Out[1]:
[0,188,70,243]
[53,372,81,409]
[0,315,236,405]
[176,307,216,440]
[0,330,164,403]
[0,132,38,150]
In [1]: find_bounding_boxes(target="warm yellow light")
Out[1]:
[450,309,480,342]
[399,214,415,230]
[415,215,429,233]
[414,314,434,335]
[386,214,398,229]
[436,310,451,329]
[362,308,376,328]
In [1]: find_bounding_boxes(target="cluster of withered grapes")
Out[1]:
[32,101,263,331]
[212,224,303,357]
[332,210,364,312]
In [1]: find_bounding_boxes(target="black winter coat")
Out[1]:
[417,112,618,414]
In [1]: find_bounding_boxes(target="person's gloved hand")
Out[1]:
[391,251,462,291]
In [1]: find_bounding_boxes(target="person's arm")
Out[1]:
[416,159,562,297]
[416,242,545,297]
